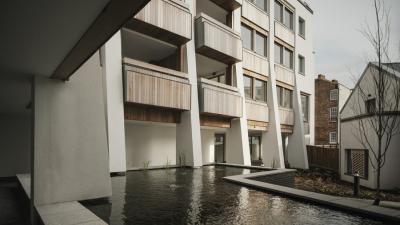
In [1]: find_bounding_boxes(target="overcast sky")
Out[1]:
[306,0,400,88]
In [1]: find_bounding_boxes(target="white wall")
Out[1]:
[201,129,215,165]
[125,121,177,169]
[0,115,31,177]
[34,51,111,205]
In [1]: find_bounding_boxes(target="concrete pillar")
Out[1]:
[102,31,127,173]
[33,51,112,205]
[225,8,251,166]
[176,0,203,167]
[286,9,309,169]
[262,0,285,168]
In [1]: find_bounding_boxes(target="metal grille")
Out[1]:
[350,150,368,178]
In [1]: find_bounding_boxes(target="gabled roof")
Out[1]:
[339,62,400,114]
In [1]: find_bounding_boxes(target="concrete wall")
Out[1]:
[0,115,31,177]
[33,51,111,205]
[125,121,177,169]
[101,32,127,173]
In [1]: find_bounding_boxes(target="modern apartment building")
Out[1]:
[315,74,351,145]
[101,0,315,171]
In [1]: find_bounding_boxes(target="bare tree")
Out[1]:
[351,0,400,205]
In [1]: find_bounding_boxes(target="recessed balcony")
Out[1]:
[125,0,192,46]
[274,21,295,47]
[279,107,294,125]
[246,99,269,130]
[123,57,191,111]
[195,13,242,64]
[275,63,294,86]
[198,78,242,118]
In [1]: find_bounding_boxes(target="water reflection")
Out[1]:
[83,166,390,225]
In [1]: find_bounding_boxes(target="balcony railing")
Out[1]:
[279,107,294,125]
[195,13,242,64]
[275,63,295,86]
[246,99,269,122]
[243,48,269,76]
[126,0,192,45]
[198,78,242,118]
[242,0,269,31]
[210,0,242,11]
[123,57,191,110]
[274,21,295,47]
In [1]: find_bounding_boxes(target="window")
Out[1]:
[255,79,267,102]
[210,73,226,84]
[346,149,369,179]
[301,94,309,122]
[274,1,283,23]
[277,86,292,108]
[244,75,253,98]
[330,89,338,101]
[255,32,267,57]
[299,17,305,38]
[329,107,338,122]
[253,0,267,12]
[298,55,305,74]
[283,8,294,29]
[283,48,293,69]
[365,98,376,114]
[329,132,337,144]
[241,24,252,50]
[274,42,283,64]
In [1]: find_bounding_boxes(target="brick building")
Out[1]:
[315,74,351,145]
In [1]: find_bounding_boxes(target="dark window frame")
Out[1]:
[299,17,306,38]
[242,23,268,58]
[298,54,305,75]
[365,98,376,114]
[345,149,369,179]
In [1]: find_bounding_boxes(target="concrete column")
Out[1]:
[224,8,251,166]
[286,10,309,169]
[176,0,203,167]
[101,31,127,173]
[262,0,285,168]
[33,51,112,205]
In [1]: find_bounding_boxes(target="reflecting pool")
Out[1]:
[82,166,391,225]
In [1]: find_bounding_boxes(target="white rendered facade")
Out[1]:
[103,0,315,171]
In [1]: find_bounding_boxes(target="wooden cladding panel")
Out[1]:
[281,124,294,133]
[129,0,192,45]
[200,114,231,128]
[242,0,269,31]
[279,107,294,125]
[125,104,181,123]
[243,49,269,76]
[247,120,268,131]
[124,60,191,110]
[195,13,242,64]
[199,80,242,118]
[246,100,269,122]
[274,21,294,47]
[275,64,294,86]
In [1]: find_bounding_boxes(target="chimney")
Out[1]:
[318,74,326,80]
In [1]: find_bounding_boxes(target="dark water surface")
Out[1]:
[82,166,390,225]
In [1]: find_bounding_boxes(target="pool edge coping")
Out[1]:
[223,170,400,223]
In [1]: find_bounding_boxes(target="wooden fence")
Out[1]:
[307,145,339,173]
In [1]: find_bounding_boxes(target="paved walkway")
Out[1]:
[17,174,107,225]
[224,170,400,223]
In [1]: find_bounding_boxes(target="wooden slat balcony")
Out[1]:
[123,57,191,110]
[195,13,242,64]
[198,78,242,118]
[246,99,269,122]
[275,63,294,86]
[242,0,269,31]
[243,48,269,76]
[210,0,242,11]
[274,21,295,47]
[279,107,294,125]
[125,0,192,45]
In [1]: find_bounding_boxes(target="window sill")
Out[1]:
[299,72,305,76]
[243,48,269,60]
[344,172,368,180]
[274,20,294,33]
[245,0,269,16]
